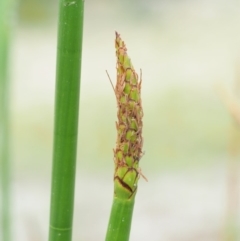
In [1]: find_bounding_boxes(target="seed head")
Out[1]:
[113,32,144,199]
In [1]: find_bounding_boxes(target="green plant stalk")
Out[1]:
[0,0,12,240]
[105,32,144,241]
[106,198,135,240]
[0,28,11,241]
[48,1,84,241]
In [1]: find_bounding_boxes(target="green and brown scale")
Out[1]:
[113,32,144,200]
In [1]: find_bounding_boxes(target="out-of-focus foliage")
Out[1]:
[17,0,55,23]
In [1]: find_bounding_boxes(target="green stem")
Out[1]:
[0,0,12,240]
[48,1,84,241]
[105,198,135,241]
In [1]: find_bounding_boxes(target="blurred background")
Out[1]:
[1,0,240,240]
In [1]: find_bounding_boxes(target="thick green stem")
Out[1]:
[48,1,84,241]
[0,1,12,240]
[105,198,135,241]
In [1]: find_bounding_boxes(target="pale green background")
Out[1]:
[3,0,240,240]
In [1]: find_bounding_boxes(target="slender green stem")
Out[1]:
[48,1,84,241]
[0,0,12,240]
[105,198,135,241]
[105,33,144,241]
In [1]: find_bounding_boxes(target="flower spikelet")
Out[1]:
[113,32,143,200]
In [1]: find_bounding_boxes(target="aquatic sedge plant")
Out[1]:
[105,32,146,241]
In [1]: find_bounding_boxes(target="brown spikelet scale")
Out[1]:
[113,32,144,200]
